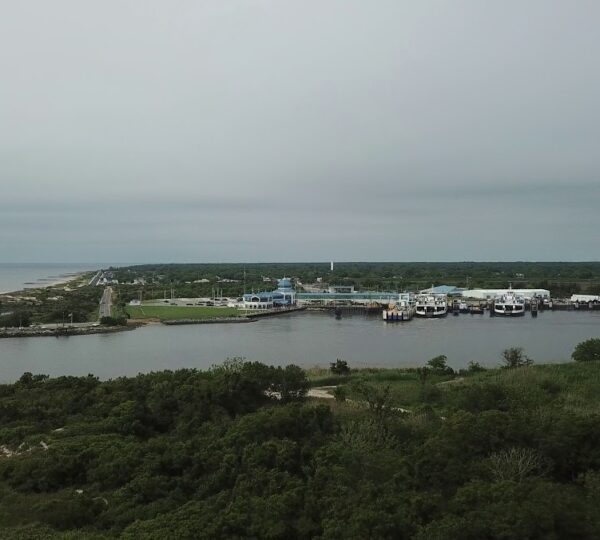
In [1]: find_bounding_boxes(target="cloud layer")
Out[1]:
[1,1,599,262]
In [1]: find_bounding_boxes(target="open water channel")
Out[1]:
[1,311,599,382]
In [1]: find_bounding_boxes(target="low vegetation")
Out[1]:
[0,275,102,327]
[125,305,242,321]
[572,338,600,363]
[0,342,599,538]
[99,316,128,327]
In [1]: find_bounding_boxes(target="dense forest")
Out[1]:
[1,352,600,538]
[111,262,600,301]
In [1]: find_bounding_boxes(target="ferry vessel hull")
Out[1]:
[493,291,526,317]
[414,292,448,318]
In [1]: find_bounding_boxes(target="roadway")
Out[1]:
[88,270,102,286]
[99,287,113,319]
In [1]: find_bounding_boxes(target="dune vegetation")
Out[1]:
[0,351,600,538]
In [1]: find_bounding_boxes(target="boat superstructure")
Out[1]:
[493,290,526,316]
[383,293,416,321]
[415,292,448,318]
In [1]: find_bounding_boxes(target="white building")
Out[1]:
[571,294,600,303]
[461,288,550,300]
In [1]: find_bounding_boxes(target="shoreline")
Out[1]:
[2,305,599,340]
[0,271,94,297]
[0,323,138,339]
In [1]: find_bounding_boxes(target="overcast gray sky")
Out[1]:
[1,0,599,263]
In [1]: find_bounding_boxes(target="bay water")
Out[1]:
[0,310,598,383]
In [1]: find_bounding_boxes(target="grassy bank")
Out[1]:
[125,305,241,320]
[308,361,600,413]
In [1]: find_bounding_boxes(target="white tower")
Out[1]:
[330,261,334,272]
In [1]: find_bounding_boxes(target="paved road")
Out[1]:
[99,287,113,319]
[88,270,102,286]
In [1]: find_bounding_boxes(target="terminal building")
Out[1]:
[296,289,409,305]
[242,278,296,310]
[419,285,463,297]
[244,280,552,309]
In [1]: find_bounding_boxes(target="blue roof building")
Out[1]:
[242,278,296,309]
[419,285,463,296]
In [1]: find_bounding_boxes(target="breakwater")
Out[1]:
[162,318,255,325]
[0,325,136,339]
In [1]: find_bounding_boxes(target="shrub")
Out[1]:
[501,347,533,369]
[330,359,351,375]
[572,338,600,363]
[467,361,486,373]
[427,355,454,375]
[100,316,127,326]
[333,386,347,402]
[487,447,547,482]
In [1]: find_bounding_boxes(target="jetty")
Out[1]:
[0,324,136,339]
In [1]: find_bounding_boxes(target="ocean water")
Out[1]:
[0,263,105,294]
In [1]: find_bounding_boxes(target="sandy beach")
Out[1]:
[0,270,93,296]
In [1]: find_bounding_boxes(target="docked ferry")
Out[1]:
[493,291,526,316]
[415,293,448,318]
[383,293,416,321]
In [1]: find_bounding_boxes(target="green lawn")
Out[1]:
[126,305,242,320]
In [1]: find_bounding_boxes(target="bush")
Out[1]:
[467,361,486,373]
[572,338,600,363]
[100,316,127,326]
[427,355,454,375]
[501,347,533,369]
[330,359,351,375]
[333,386,347,402]
[271,365,309,402]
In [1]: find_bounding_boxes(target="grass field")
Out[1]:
[126,305,242,320]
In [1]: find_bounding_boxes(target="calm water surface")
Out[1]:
[1,311,599,382]
[0,263,104,293]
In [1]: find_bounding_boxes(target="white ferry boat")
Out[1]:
[493,290,526,316]
[415,293,448,318]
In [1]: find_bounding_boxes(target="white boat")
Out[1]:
[415,293,448,318]
[493,290,525,316]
